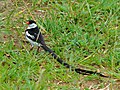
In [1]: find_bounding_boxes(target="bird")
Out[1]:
[25,20,109,77]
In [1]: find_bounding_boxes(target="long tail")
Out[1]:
[41,45,109,78]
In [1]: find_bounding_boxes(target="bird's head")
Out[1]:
[26,20,37,29]
[26,20,36,25]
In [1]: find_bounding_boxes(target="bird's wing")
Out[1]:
[36,32,46,45]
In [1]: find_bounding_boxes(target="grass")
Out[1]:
[0,0,120,89]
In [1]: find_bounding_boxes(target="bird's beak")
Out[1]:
[26,21,29,25]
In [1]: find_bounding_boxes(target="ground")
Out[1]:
[0,0,120,90]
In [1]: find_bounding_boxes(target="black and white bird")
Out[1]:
[25,20,108,77]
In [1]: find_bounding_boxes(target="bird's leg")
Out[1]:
[30,45,34,51]
[37,46,40,52]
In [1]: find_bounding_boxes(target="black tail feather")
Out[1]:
[75,68,109,77]
[41,45,109,78]
[41,45,71,68]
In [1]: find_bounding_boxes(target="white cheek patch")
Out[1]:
[26,31,35,39]
[27,23,37,29]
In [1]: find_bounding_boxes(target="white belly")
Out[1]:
[26,36,41,47]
